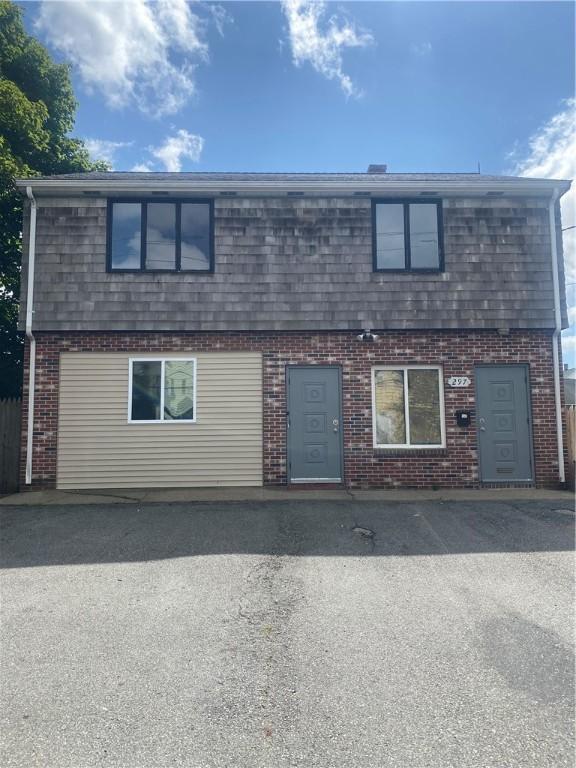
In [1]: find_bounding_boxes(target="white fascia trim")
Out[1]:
[15,178,572,198]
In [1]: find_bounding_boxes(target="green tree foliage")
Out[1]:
[0,0,107,397]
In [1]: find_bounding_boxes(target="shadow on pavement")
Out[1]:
[1,499,573,569]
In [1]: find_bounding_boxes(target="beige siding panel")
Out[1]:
[57,352,263,489]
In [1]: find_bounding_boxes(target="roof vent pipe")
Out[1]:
[367,164,387,174]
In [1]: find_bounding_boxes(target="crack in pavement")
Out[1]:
[229,508,307,759]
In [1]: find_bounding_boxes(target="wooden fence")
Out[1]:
[566,405,575,491]
[0,399,21,494]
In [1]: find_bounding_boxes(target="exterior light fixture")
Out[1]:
[357,329,379,342]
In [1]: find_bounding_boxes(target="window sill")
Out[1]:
[128,420,197,425]
[108,269,214,275]
[373,448,447,457]
[372,269,444,275]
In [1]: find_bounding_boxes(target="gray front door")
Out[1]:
[287,366,343,483]
[475,365,533,482]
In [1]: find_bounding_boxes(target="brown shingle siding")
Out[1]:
[19,195,566,332]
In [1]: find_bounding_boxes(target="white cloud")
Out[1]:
[510,98,576,366]
[131,163,153,173]
[511,98,575,286]
[281,0,373,97]
[410,42,432,57]
[36,0,209,117]
[85,138,132,167]
[207,3,232,37]
[561,332,576,353]
[563,309,576,366]
[150,129,204,172]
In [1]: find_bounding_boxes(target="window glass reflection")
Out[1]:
[375,204,405,269]
[181,204,210,270]
[409,204,439,269]
[131,361,161,420]
[111,203,141,269]
[146,203,176,270]
[374,369,406,444]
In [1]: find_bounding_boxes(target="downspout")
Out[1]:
[24,186,37,485]
[548,188,565,484]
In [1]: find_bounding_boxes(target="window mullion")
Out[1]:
[437,202,443,270]
[404,368,411,446]
[160,360,165,421]
[404,204,411,270]
[141,203,147,271]
[175,203,182,271]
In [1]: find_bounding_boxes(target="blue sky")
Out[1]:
[21,0,576,361]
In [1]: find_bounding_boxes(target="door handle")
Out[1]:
[479,417,486,432]
[332,418,339,433]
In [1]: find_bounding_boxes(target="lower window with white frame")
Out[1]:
[372,366,445,448]
[129,358,196,422]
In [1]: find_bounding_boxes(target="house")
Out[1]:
[15,169,571,490]
[564,367,576,406]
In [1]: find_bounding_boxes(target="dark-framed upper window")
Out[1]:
[107,199,214,273]
[372,199,444,272]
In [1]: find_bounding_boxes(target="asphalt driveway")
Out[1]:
[0,499,574,767]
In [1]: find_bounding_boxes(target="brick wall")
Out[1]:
[19,329,566,489]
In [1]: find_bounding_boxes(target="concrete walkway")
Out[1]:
[0,486,573,506]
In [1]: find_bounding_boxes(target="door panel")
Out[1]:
[475,365,533,482]
[287,367,343,482]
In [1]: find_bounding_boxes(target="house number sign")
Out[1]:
[447,376,471,388]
